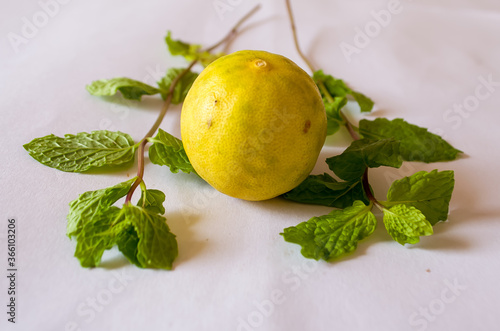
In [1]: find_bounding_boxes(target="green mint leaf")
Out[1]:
[116,225,141,267]
[24,131,137,173]
[359,118,462,162]
[137,189,166,215]
[382,204,433,245]
[326,138,402,181]
[148,129,196,174]
[283,173,368,208]
[121,204,178,270]
[157,68,198,104]
[165,31,223,67]
[313,70,374,113]
[67,178,136,237]
[281,200,376,261]
[86,78,160,101]
[324,96,347,135]
[73,206,126,267]
[382,170,455,225]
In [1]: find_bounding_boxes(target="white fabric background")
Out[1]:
[1,0,500,330]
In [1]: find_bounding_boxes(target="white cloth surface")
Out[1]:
[1,0,500,330]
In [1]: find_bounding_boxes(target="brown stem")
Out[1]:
[205,4,261,53]
[285,0,315,73]
[124,5,261,204]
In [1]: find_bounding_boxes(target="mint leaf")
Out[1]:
[383,204,433,245]
[157,68,198,104]
[24,131,137,173]
[137,189,166,215]
[121,204,178,270]
[74,206,126,267]
[116,224,141,267]
[67,178,136,237]
[382,170,455,225]
[165,31,223,67]
[86,78,160,101]
[281,201,376,261]
[359,118,462,162]
[324,96,347,135]
[148,129,196,174]
[283,173,368,208]
[326,138,402,181]
[313,70,374,113]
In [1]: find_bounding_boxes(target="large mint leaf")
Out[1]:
[66,178,136,237]
[24,131,137,172]
[359,118,462,162]
[281,200,376,261]
[382,170,455,225]
[74,206,126,267]
[121,204,178,270]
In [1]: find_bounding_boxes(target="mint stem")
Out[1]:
[285,0,316,73]
[124,5,261,205]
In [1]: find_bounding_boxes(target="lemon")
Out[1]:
[181,50,327,201]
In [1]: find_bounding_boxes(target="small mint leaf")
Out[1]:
[137,189,166,215]
[148,129,196,174]
[86,78,160,101]
[382,204,433,245]
[326,138,402,181]
[157,68,198,104]
[313,70,374,113]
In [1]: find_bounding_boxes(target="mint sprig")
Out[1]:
[68,179,178,269]
[23,131,138,172]
[23,7,262,270]
[282,170,454,261]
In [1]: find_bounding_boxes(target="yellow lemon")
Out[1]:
[181,50,327,201]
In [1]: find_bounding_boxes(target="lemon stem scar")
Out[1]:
[254,59,267,68]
